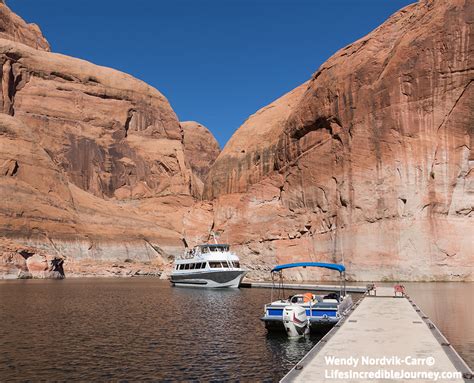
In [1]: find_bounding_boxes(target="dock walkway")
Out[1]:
[282,287,472,382]
[240,282,366,293]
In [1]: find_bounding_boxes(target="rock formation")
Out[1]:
[0,1,200,277]
[0,1,50,51]
[181,121,220,197]
[204,84,307,199]
[202,0,473,281]
[0,0,472,280]
[0,37,190,200]
[0,237,64,279]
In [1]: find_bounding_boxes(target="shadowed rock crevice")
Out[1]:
[124,109,136,138]
[181,121,220,198]
[0,158,17,175]
[1,59,14,114]
[49,257,65,279]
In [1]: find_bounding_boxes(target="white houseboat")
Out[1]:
[170,244,247,288]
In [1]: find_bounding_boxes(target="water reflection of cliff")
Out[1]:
[403,283,473,368]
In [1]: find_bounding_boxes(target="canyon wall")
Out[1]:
[0,0,472,280]
[0,1,215,277]
[201,0,473,281]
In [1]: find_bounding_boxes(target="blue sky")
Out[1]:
[10,0,413,148]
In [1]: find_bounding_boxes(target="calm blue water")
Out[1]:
[0,279,326,381]
[0,279,471,381]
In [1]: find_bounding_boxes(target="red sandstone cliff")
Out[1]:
[0,1,211,277]
[204,84,307,198]
[200,0,473,281]
[0,0,50,51]
[182,121,220,197]
[0,0,472,280]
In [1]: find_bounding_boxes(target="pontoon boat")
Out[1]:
[261,262,352,335]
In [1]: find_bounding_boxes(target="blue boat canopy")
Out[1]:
[271,262,346,273]
[198,244,229,248]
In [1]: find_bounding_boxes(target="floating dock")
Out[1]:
[240,282,367,293]
[282,287,472,382]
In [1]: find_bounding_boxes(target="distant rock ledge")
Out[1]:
[0,238,64,279]
[0,237,170,279]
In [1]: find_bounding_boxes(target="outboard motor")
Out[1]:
[283,305,310,337]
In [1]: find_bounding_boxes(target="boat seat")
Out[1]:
[313,301,338,308]
[313,295,323,302]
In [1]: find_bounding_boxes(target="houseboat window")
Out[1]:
[201,247,209,253]
[200,263,206,269]
[221,261,229,268]
[184,264,189,270]
[209,262,221,268]
[190,263,195,269]
[233,261,240,268]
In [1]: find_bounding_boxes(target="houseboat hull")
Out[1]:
[171,270,247,288]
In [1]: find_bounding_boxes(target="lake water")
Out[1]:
[0,279,472,381]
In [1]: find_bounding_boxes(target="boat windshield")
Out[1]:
[209,261,232,268]
[200,244,229,253]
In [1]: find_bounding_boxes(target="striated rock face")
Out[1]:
[203,0,474,281]
[0,4,208,278]
[182,121,220,180]
[0,39,191,200]
[204,84,307,199]
[181,121,220,197]
[0,2,50,51]
[0,110,191,274]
